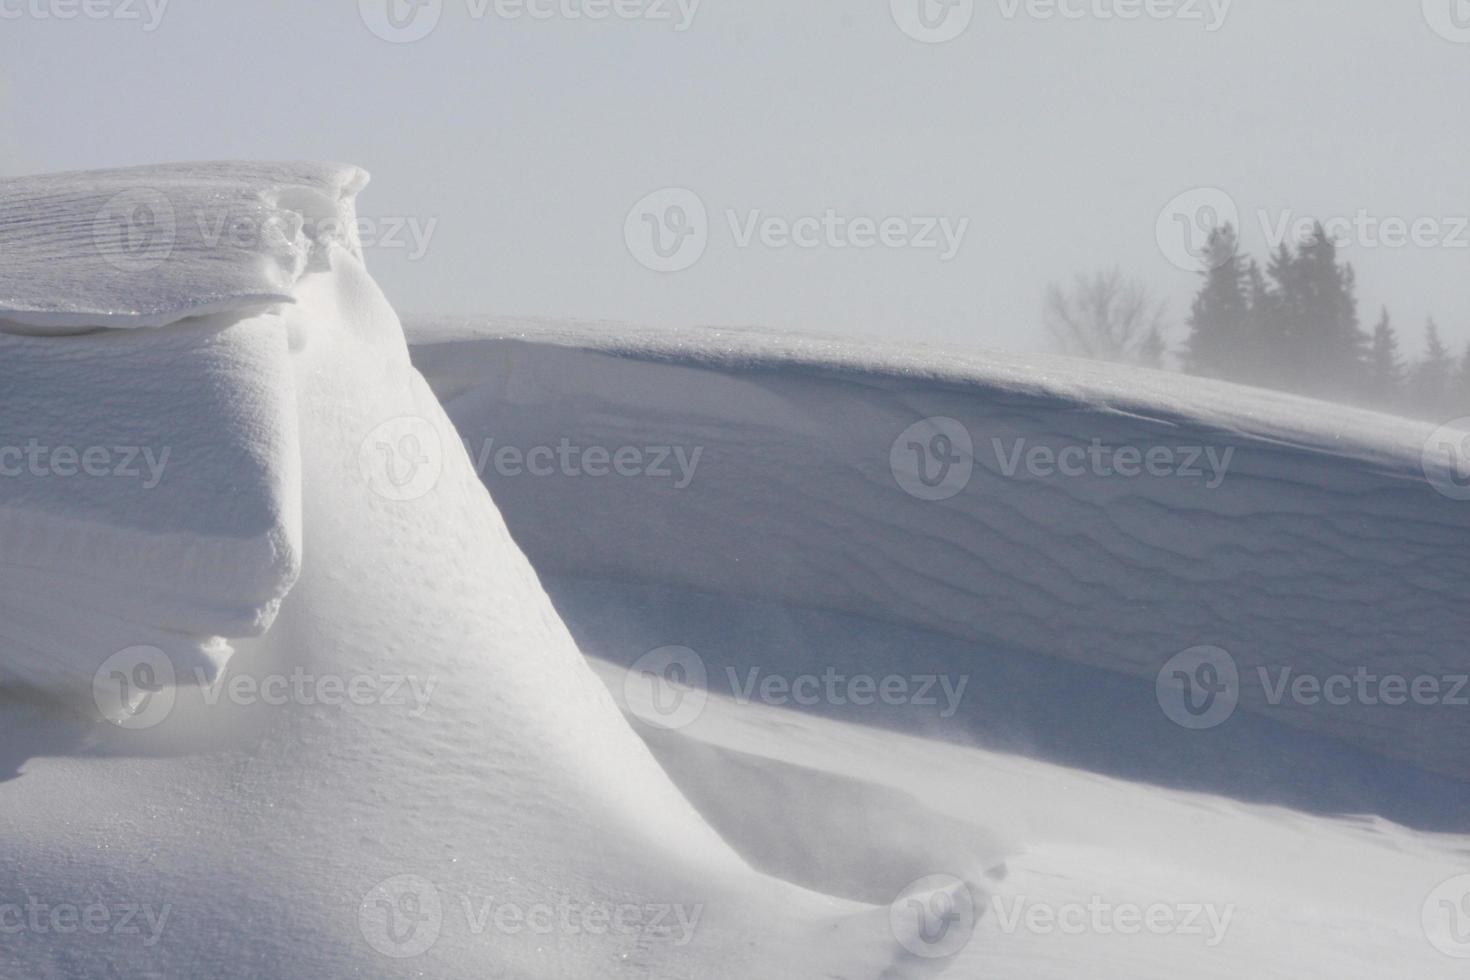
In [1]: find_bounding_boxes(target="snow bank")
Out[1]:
[0,165,344,704]
[409,316,1470,782]
[1,165,944,979]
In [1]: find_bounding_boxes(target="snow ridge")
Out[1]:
[0,161,368,332]
[410,316,1470,783]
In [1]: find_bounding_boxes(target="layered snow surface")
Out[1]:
[1,163,1468,979]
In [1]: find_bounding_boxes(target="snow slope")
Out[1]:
[409,316,1470,784]
[592,640,1468,979]
[0,165,944,979]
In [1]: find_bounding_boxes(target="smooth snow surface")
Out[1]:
[410,315,1470,782]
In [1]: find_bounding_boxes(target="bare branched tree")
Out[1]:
[1043,269,1168,367]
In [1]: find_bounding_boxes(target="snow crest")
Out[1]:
[410,316,1470,783]
[0,161,368,332]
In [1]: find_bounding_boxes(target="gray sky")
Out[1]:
[2,0,1467,358]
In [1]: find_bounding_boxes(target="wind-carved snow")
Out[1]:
[3,160,1465,979]
[0,164,356,704]
[0,318,301,705]
[0,161,367,331]
[0,164,952,980]
[410,317,1470,783]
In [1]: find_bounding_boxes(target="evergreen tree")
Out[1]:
[1456,343,1470,416]
[1184,225,1249,380]
[1365,309,1405,411]
[1412,319,1455,419]
[1286,225,1364,400]
[1243,258,1280,388]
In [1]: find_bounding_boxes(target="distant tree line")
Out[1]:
[1184,223,1470,419]
[1043,224,1470,420]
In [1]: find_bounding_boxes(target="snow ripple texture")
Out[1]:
[411,317,1470,782]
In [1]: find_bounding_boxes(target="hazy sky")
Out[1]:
[2,0,1467,358]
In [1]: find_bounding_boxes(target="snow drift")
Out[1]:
[409,317,1470,783]
[0,163,960,979]
[0,163,362,705]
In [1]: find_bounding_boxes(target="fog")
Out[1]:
[3,0,1468,388]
